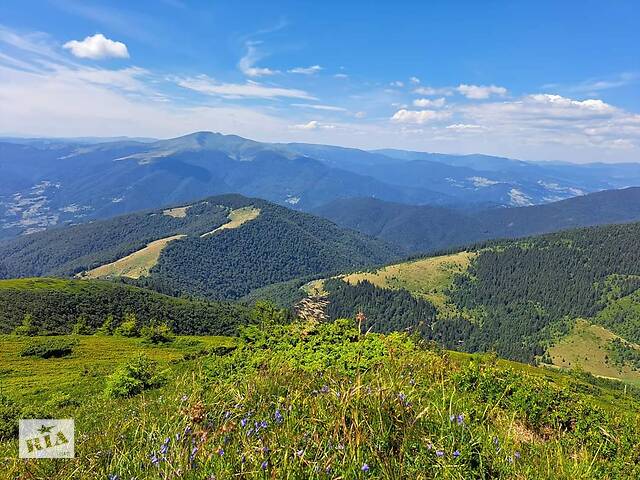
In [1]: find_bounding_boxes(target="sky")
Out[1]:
[0,0,639,163]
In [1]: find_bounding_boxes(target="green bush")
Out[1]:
[0,395,21,440]
[72,315,93,335]
[12,313,38,336]
[140,323,175,344]
[96,314,116,335]
[105,354,166,398]
[19,338,78,359]
[114,313,139,337]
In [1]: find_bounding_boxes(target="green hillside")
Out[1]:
[288,222,640,382]
[0,278,250,336]
[1,317,639,479]
[0,194,401,300]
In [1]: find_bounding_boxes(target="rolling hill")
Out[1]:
[314,187,640,253]
[0,194,401,300]
[276,221,640,384]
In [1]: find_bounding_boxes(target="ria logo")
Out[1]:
[19,419,75,458]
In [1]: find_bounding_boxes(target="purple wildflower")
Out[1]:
[274,409,284,423]
[241,418,248,428]
[320,385,329,394]
[262,446,270,454]
[261,460,268,470]
[436,450,444,457]
[190,446,198,462]
[296,449,304,457]
[108,475,120,480]
[181,395,188,402]
[361,463,370,472]
[218,448,224,456]
[457,414,464,425]
[150,454,160,466]
[515,451,521,459]
[453,450,460,458]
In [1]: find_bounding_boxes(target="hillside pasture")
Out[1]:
[201,206,261,237]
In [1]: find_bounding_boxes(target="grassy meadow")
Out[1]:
[1,317,639,479]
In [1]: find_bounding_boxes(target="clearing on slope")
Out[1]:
[162,205,191,218]
[79,234,186,279]
[341,251,474,315]
[547,319,640,385]
[201,206,261,237]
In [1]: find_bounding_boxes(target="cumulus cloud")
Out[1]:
[391,109,451,124]
[413,97,446,108]
[176,75,315,99]
[63,33,129,59]
[410,76,420,84]
[456,84,507,99]
[288,65,322,75]
[238,41,278,77]
[290,120,337,130]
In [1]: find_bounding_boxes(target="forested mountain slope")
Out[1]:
[282,222,640,382]
[0,194,401,299]
[314,187,640,253]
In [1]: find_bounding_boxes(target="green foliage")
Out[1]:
[607,338,640,370]
[96,314,116,335]
[71,315,93,335]
[19,338,78,359]
[140,323,175,345]
[114,313,139,338]
[104,354,166,398]
[0,395,21,440]
[0,277,251,336]
[12,313,38,336]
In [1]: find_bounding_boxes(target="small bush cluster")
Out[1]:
[19,338,78,359]
[105,354,166,398]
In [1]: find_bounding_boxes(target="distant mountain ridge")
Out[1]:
[313,187,640,253]
[2,131,639,239]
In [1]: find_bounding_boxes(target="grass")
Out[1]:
[79,234,186,279]
[341,251,474,316]
[1,322,639,479]
[0,334,233,403]
[547,319,640,385]
[201,206,261,237]
[162,205,192,218]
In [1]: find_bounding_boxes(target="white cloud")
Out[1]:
[292,120,319,130]
[288,65,322,75]
[63,33,129,59]
[446,123,483,131]
[238,41,278,77]
[354,111,366,118]
[456,84,507,99]
[413,97,446,108]
[291,103,347,111]
[390,80,404,87]
[413,86,453,96]
[391,109,451,124]
[410,76,420,84]
[176,75,315,99]
[334,73,348,79]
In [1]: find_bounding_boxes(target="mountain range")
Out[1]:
[313,187,640,253]
[3,131,640,239]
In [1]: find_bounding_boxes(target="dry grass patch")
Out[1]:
[201,206,260,237]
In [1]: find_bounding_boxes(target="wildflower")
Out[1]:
[320,385,329,394]
[507,456,514,464]
[296,449,304,457]
[246,428,254,437]
[184,425,192,435]
[453,450,460,458]
[175,433,181,442]
[262,446,270,454]
[241,418,248,428]
[108,475,120,480]
[409,378,415,386]
[150,454,160,466]
[515,451,521,460]
[181,395,188,402]
[436,450,444,457]
[160,442,169,456]
[427,443,433,450]
[241,454,246,464]
[449,414,456,422]
[493,436,499,446]
[361,463,370,472]
[218,447,224,456]
[325,465,332,474]
[261,460,268,470]
[457,414,464,425]
[190,446,198,462]
[224,411,231,420]
[274,409,284,423]
[398,393,407,403]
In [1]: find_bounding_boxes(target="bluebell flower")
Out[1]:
[361,463,370,472]
[241,418,248,428]
[436,450,444,457]
[274,409,284,423]
[260,420,268,429]
[218,448,224,456]
[150,454,160,466]
[453,450,460,458]
[515,451,521,459]
[457,414,464,425]
[261,460,268,470]
[320,385,329,394]
[108,475,120,480]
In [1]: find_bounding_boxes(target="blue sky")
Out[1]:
[0,0,638,162]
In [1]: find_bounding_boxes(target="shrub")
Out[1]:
[13,313,38,336]
[96,314,116,335]
[19,338,78,359]
[140,323,175,344]
[72,315,93,335]
[105,354,166,398]
[0,395,21,440]
[114,313,139,337]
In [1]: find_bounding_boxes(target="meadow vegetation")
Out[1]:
[1,308,639,479]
